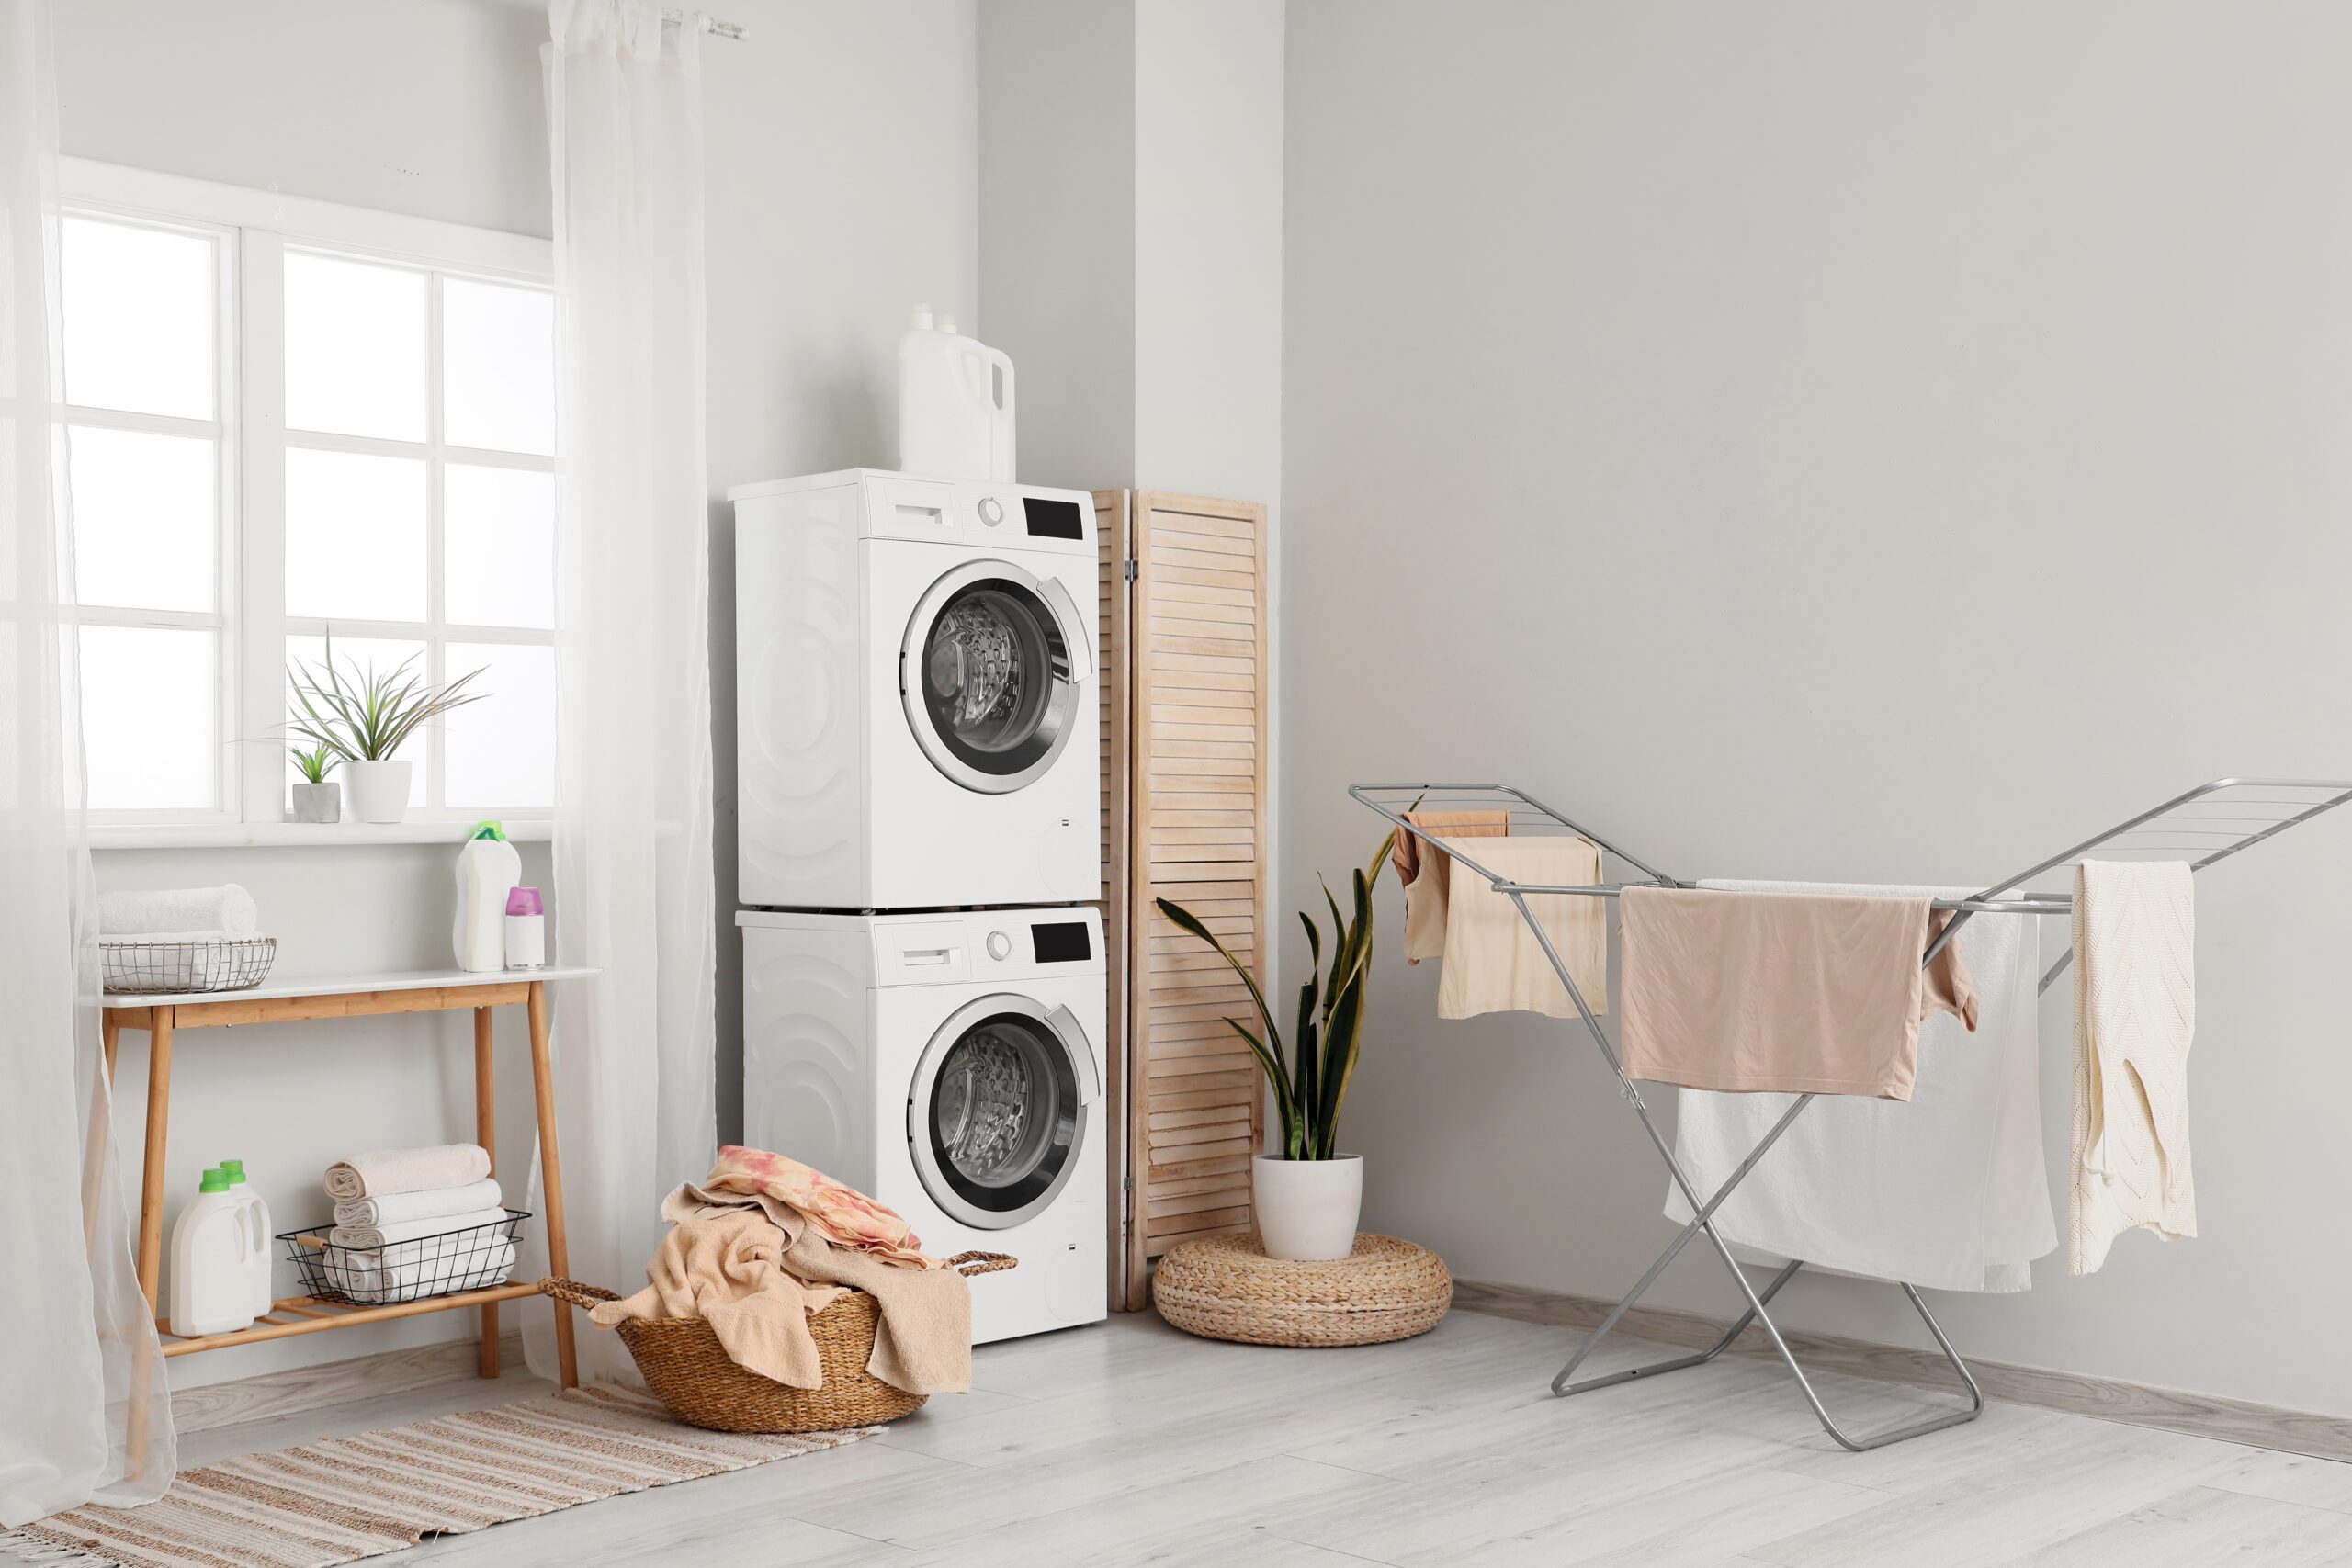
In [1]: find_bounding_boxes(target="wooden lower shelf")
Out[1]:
[156,1283,544,1357]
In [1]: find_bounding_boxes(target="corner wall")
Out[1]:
[1281,0,2352,1416]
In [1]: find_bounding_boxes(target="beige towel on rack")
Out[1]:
[1436,836,1608,1019]
[1619,886,1975,1099]
[2070,860,2197,1275]
[1398,810,1510,964]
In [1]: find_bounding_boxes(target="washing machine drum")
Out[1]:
[903,564,1080,795]
[909,996,1089,1231]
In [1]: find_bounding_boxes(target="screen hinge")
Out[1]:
[1123,558,1137,581]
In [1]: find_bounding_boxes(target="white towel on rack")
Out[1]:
[1664,880,2055,1293]
[332,1178,503,1231]
[2070,860,2196,1275]
[327,1205,509,1251]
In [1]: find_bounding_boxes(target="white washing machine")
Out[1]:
[731,468,1100,911]
[737,906,1108,1343]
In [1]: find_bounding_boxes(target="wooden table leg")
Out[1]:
[526,981,577,1388]
[137,1007,174,1313]
[103,1010,119,1087]
[474,1006,499,1380]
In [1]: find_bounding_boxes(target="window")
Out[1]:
[56,163,556,826]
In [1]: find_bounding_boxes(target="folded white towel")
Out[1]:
[334,1239,518,1306]
[323,1144,492,1201]
[333,1179,503,1231]
[329,1205,509,1251]
[99,885,258,936]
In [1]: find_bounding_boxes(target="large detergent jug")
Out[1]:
[453,821,522,973]
[898,305,1015,481]
[169,1167,264,1338]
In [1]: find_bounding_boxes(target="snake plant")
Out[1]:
[1157,829,1396,1161]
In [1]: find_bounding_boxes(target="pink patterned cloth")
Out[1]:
[702,1145,941,1269]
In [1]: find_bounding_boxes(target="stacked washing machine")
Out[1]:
[730,469,1109,1343]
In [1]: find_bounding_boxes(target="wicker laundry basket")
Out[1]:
[540,1251,1015,1434]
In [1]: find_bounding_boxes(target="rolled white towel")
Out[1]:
[328,1205,509,1251]
[323,1144,492,1201]
[99,885,258,937]
[333,1239,518,1306]
[333,1178,503,1231]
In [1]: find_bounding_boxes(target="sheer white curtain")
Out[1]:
[528,0,718,1387]
[0,0,174,1526]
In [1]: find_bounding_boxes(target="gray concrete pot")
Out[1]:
[291,780,342,824]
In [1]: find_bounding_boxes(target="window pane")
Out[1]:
[443,278,554,456]
[285,447,426,621]
[79,626,218,811]
[60,217,216,419]
[285,251,426,441]
[64,426,217,612]
[445,465,554,629]
[286,634,427,806]
[445,641,554,808]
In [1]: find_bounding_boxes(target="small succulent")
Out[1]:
[289,740,339,784]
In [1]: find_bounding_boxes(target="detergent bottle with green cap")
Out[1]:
[454,820,522,973]
[170,1167,261,1338]
[219,1158,273,1317]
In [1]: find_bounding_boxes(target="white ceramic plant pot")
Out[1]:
[289,781,341,824]
[342,760,412,825]
[1253,1154,1363,1261]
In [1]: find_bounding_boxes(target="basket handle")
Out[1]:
[947,1250,1018,1278]
[538,1276,623,1308]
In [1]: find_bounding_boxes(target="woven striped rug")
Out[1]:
[2,1386,871,1568]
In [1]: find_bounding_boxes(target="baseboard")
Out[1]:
[170,1330,530,1434]
[1453,1278,2352,1463]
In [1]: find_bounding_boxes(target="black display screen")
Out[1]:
[1023,497,1085,541]
[1031,920,1091,964]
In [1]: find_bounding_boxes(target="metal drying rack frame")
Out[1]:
[1350,777,2352,1451]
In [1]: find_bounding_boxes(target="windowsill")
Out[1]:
[90,819,556,851]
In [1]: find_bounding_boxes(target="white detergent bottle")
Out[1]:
[453,821,522,973]
[898,304,1015,481]
[219,1158,273,1317]
[170,1168,259,1338]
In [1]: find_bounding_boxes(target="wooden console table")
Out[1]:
[105,967,597,1392]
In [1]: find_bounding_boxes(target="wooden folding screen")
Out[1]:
[1096,491,1271,1310]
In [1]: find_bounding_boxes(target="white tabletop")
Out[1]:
[105,965,599,1009]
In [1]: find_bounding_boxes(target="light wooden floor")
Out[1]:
[170,1309,2352,1567]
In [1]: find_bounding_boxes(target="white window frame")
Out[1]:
[60,159,556,834]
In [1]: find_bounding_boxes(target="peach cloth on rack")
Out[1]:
[703,1145,940,1269]
[1398,809,1510,964]
[1619,886,1976,1100]
[1436,836,1609,1019]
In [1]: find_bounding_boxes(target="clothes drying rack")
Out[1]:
[1350,777,2352,1452]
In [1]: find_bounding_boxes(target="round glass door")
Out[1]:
[908,996,1087,1230]
[901,562,1080,795]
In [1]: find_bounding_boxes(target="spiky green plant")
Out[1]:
[288,740,339,784]
[287,629,490,764]
[1156,829,1396,1160]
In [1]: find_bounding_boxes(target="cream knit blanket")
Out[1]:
[2070,860,2197,1274]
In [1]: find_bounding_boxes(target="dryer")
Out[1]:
[738,906,1108,1343]
[731,468,1100,911]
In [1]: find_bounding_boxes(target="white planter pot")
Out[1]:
[1252,1154,1363,1261]
[289,780,341,824]
[342,760,413,824]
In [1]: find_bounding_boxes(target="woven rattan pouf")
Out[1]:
[1151,1233,1452,1348]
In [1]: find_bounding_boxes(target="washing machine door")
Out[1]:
[908,993,1100,1232]
[899,558,1091,795]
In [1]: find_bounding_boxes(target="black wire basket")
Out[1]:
[281,1209,531,1307]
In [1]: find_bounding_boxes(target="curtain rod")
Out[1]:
[664,8,747,39]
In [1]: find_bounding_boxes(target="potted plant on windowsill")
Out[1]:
[288,741,342,823]
[288,633,491,825]
[1157,829,1395,1261]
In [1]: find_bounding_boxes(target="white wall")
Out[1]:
[1282,1,2352,1415]
[56,0,981,1384]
